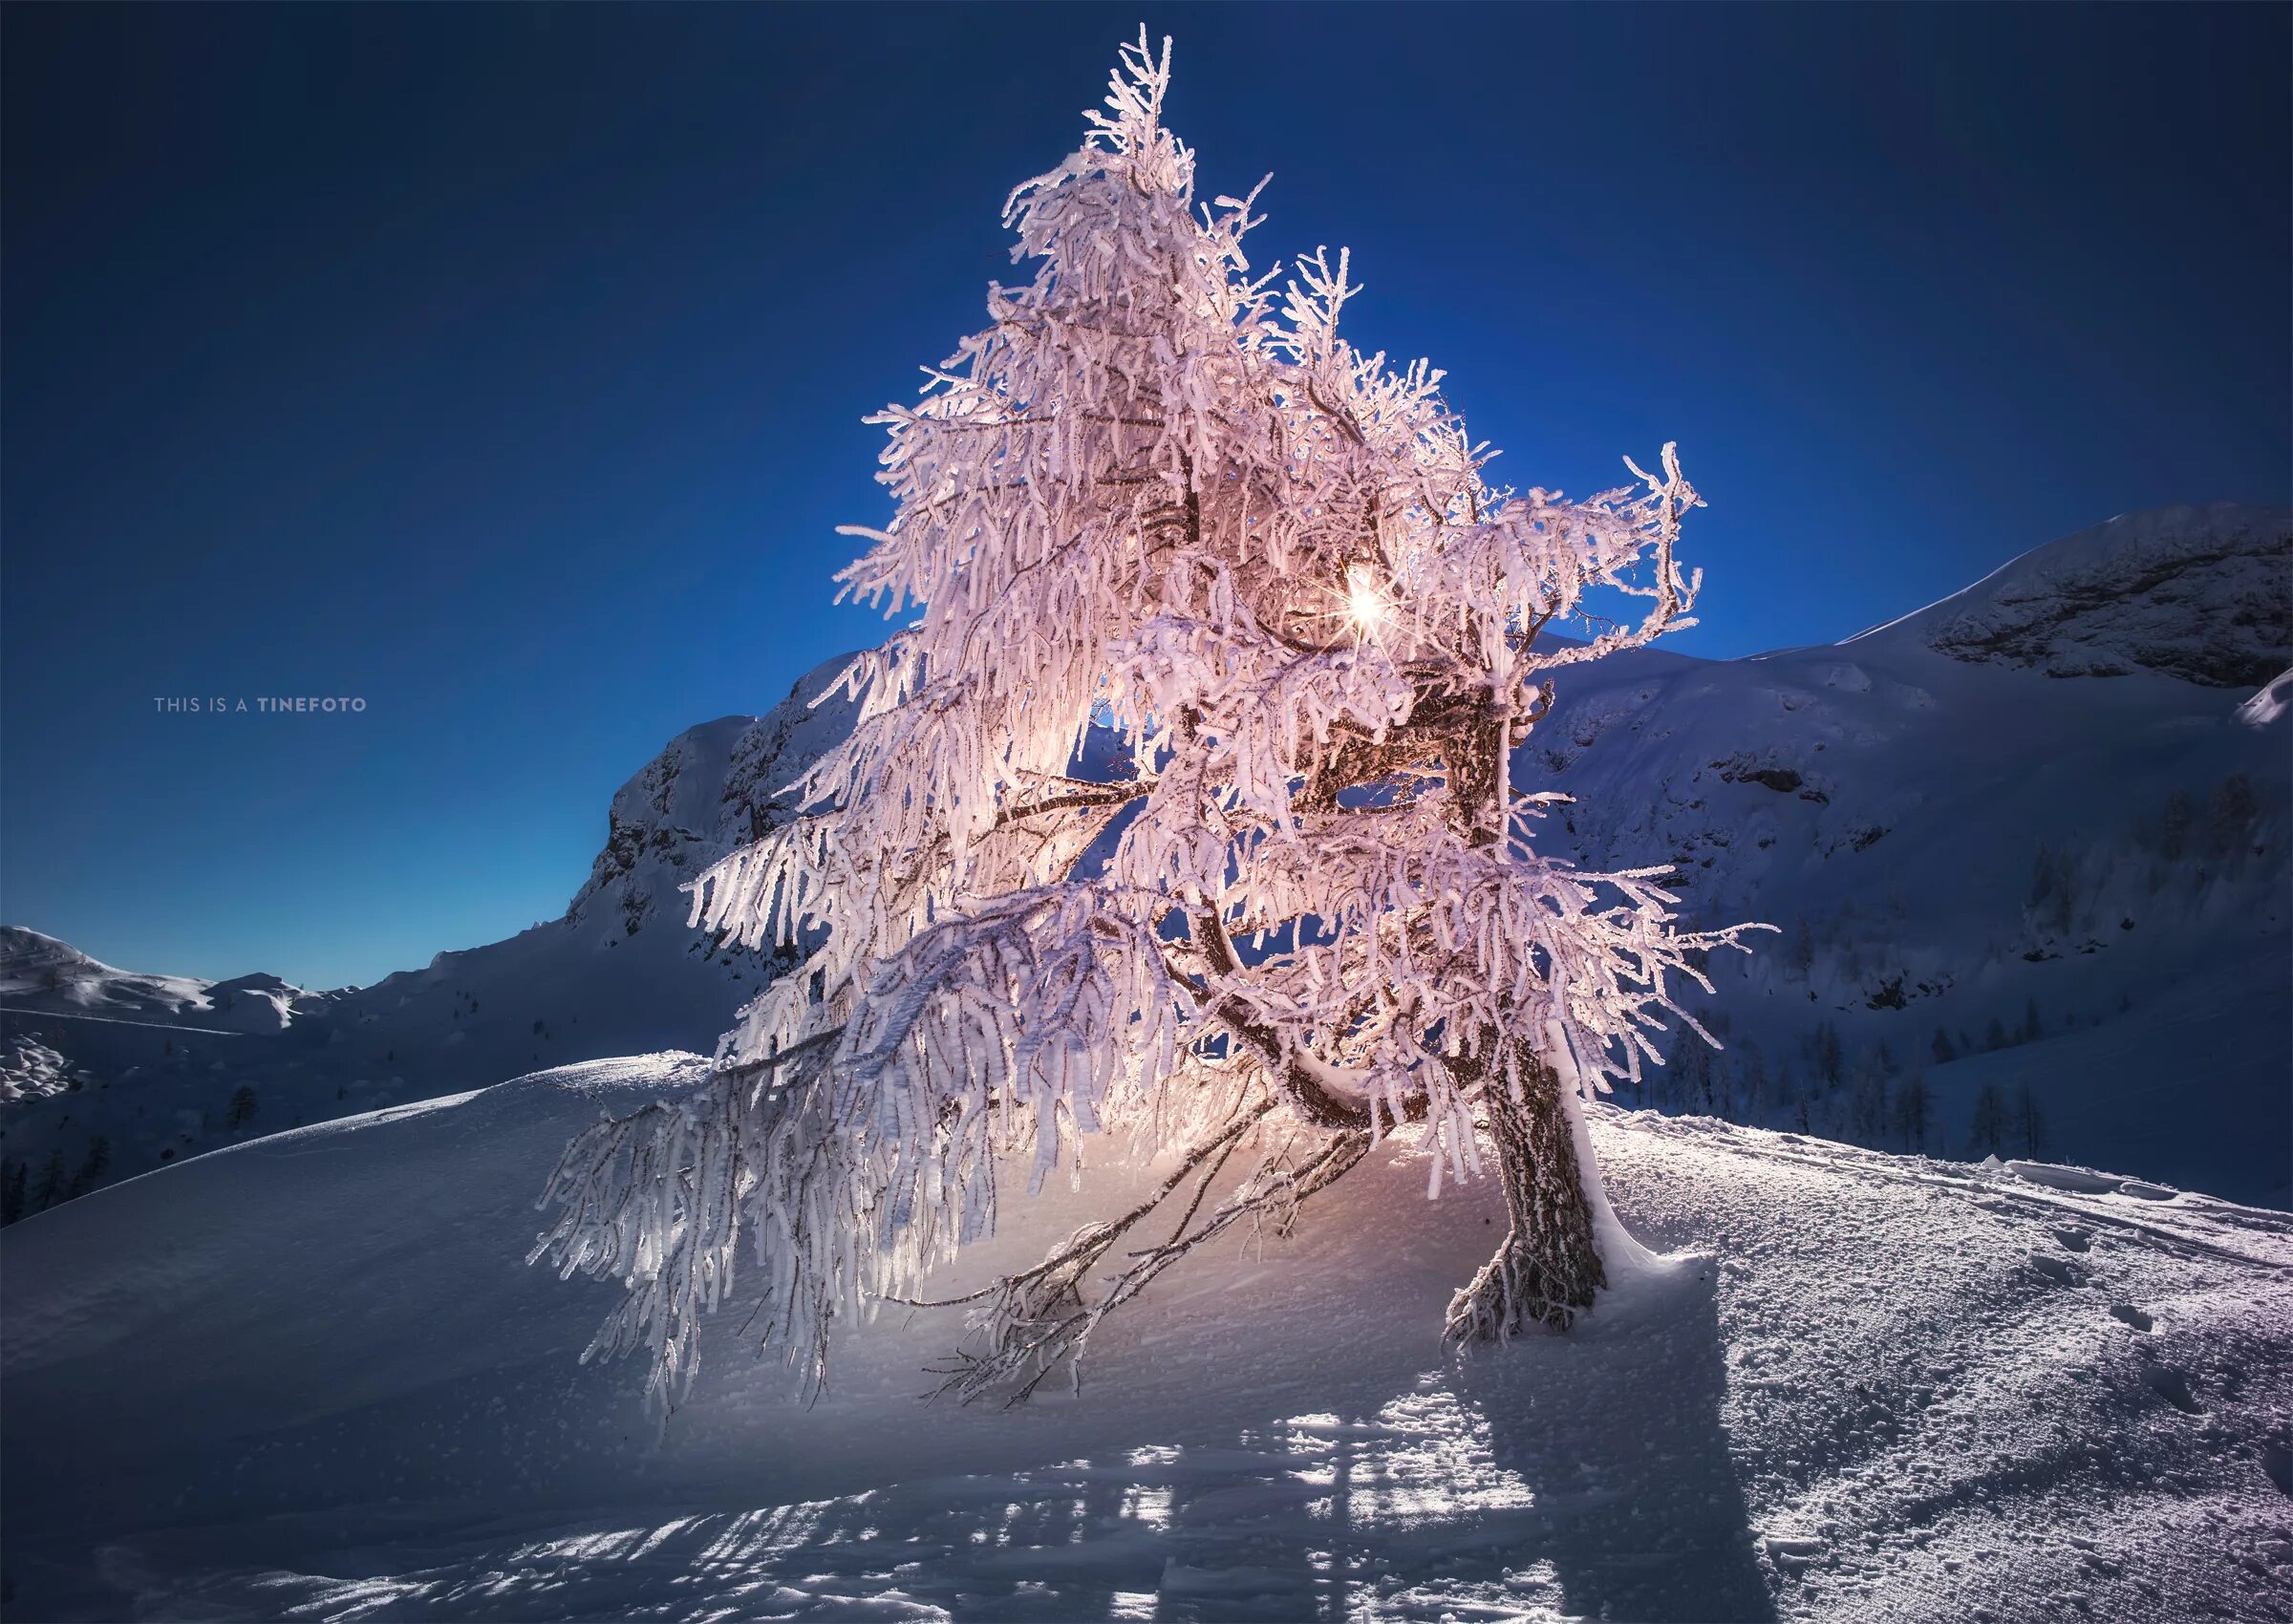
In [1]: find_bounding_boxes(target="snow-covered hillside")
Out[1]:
[4,1053,2287,1622]
[0,927,315,1029]
[3,503,2286,1217]
[1519,502,2292,1205]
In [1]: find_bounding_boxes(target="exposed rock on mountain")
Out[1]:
[1903,503,2291,686]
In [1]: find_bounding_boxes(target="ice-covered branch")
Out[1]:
[537,32,1762,1403]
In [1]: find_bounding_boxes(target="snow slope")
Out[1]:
[4,1053,2288,1622]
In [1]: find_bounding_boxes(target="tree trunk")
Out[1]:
[1445,1051,1605,1341]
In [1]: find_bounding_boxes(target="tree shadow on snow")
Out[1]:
[1456,1253,1775,1623]
[43,1260,1773,1623]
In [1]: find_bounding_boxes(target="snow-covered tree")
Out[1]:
[533,33,1765,1407]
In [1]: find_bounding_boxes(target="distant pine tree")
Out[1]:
[1893,1073,1932,1152]
[2027,840,2057,913]
[1814,1021,1845,1087]
[1967,1082,2009,1157]
[2206,773,2258,862]
[65,1136,110,1200]
[225,1085,260,1130]
[2012,1081,2045,1158]
[32,1147,66,1210]
[1850,1069,1892,1144]
[1931,1027,1957,1064]
[1739,1047,1769,1116]
[2159,790,2194,861]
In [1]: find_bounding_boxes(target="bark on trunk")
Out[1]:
[1445,1051,1605,1341]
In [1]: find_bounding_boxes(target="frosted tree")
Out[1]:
[533,33,1765,1407]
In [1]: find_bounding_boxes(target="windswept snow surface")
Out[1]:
[6,1056,2289,1622]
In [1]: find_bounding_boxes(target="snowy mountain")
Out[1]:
[2,503,2286,1219]
[1896,502,2290,686]
[3,1051,2287,1621]
[0,654,860,1217]
[1519,502,2291,1206]
[0,927,322,1031]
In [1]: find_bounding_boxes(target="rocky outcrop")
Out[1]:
[1922,503,2291,686]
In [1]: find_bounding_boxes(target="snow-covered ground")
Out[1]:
[5,1053,2288,1622]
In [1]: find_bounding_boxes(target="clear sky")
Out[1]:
[4,3,2286,990]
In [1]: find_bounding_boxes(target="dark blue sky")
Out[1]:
[5,4,2285,989]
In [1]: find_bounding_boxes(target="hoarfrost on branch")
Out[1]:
[534,33,1767,1407]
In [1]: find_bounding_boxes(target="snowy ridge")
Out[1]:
[3,1053,2287,1621]
[0,926,305,1030]
[1865,502,2290,686]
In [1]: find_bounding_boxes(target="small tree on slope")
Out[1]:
[533,34,1766,1407]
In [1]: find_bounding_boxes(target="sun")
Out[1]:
[1342,563,1391,639]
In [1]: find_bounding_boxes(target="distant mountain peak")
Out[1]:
[1852,502,2291,686]
[566,654,863,938]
